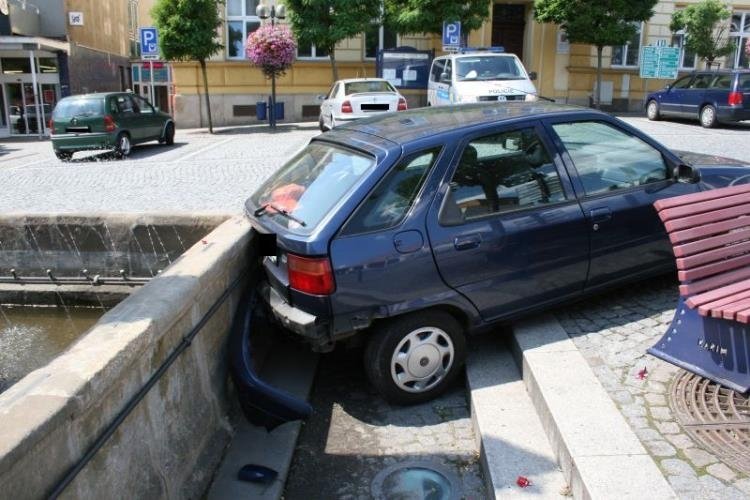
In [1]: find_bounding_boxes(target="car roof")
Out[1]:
[328,102,591,145]
[687,69,750,74]
[59,92,131,100]
[337,78,390,84]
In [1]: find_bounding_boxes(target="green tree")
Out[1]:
[671,0,734,69]
[285,0,381,81]
[383,0,490,37]
[534,0,657,109]
[152,0,224,133]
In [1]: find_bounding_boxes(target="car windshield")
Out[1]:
[53,98,103,119]
[455,55,525,81]
[344,81,396,95]
[247,142,376,234]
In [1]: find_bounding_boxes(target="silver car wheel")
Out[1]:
[390,326,455,393]
[118,134,131,156]
[646,100,659,120]
[700,105,717,128]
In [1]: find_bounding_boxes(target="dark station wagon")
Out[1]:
[50,92,175,161]
[245,103,750,404]
[645,69,750,127]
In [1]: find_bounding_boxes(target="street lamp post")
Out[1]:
[256,3,286,128]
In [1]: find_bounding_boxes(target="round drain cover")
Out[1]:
[371,461,459,500]
[670,371,750,474]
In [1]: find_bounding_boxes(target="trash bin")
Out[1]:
[256,101,267,120]
[273,102,284,121]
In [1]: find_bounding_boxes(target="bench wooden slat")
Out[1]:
[670,217,750,246]
[663,204,750,233]
[658,191,750,223]
[736,308,750,323]
[676,239,750,270]
[678,252,750,282]
[720,297,750,320]
[673,227,750,257]
[683,273,750,303]
[697,288,750,316]
[653,183,750,212]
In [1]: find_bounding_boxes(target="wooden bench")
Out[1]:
[649,183,750,393]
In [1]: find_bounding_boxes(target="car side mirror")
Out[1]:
[674,164,701,183]
[316,94,326,101]
[528,71,537,81]
[440,72,451,84]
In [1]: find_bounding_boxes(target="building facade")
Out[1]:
[0,0,133,137]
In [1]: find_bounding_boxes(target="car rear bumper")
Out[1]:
[260,280,325,338]
[51,132,116,151]
[717,106,750,122]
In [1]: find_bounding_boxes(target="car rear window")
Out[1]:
[248,142,376,234]
[344,81,395,94]
[738,74,750,91]
[710,74,732,89]
[53,98,103,119]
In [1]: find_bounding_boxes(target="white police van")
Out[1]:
[427,48,538,106]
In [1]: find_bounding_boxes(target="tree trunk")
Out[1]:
[329,51,339,82]
[199,59,214,134]
[595,45,603,110]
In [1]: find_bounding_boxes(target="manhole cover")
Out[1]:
[371,461,460,500]
[670,371,750,474]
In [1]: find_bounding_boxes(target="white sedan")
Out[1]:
[318,78,407,131]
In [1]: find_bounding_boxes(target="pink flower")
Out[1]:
[245,24,297,78]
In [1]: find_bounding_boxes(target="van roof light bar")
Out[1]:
[458,46,505,54]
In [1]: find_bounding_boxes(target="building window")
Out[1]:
[227,0,261,59]
[611,23,642,67]
[297,42,329,59]
[671,33,697,70]
[364,22,398,59]
[729,11,750,68]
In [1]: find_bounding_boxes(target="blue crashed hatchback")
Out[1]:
[245,102,750,404]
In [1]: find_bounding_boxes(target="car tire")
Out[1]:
[646,100,660,121]
[114,132,132,158]
[364,310,466,405]
[163,122,175,145]
[329,114,336,129]
[55,151,73,161]
[318,115,327,132]
[700,105,718,128]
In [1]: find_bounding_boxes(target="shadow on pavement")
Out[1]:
[70,142,186,163]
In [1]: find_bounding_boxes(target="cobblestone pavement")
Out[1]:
[555,276,750,499]
[284,346,485,500]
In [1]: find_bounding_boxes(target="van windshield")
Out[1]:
[247,142,376,234]
[455,55,525,81]
[53,99,103,119]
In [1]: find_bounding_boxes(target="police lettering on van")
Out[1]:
[427,48,538,106]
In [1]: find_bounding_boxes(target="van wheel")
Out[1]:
[114,133,131,158]
[700,105,717,128]
[646,100,660,121]
[364,310,465,405]
[55,151,72,161]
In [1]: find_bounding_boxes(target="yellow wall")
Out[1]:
[65,0,131,57]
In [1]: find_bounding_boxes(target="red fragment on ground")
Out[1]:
[637,367,648,380]
[516,475,531,488]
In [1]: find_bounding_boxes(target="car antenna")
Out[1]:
[512,86,555,102]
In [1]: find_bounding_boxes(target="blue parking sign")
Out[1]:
[442,21,461,47]
[140,27,159,59]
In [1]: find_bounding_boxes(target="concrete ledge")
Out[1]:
[467,335,567,498]
[0,215,252,499]
[511,316,676,500]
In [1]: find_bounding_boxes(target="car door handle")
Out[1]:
[454,234,481,251]
[589,207,612,224]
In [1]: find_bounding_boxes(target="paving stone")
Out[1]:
[644,393,667,405]
[644,440,676,457]
[663,433,694,450]
[683,448,719,468]
[655,422,681,434]
[733,478,750,495]
[610,390,634,405]
[647,381,667,394]
[705,463,737,482]
[628,416,650,429]
[668,474,702,493]
[650,406,673,421]
[620,403,647,418]
[634,427,662,442]
[661,458,696,477]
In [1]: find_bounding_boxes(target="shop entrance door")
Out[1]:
[5,82,58,136]
[491,4,526,59]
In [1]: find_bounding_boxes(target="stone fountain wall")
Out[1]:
[0,215,257,499]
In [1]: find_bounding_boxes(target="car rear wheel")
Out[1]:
[364,310,465,405]
[318,115,327,132]
[55,151,72,161]
[163,122,175,145]
[114,133,131,158]
[646,100,660,121]
[700,105,717,128]
[329,114,336,129]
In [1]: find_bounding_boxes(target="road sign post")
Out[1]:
[442,21,461,51]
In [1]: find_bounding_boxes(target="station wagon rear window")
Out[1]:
[248,142,376,234]
[344,81,396,94]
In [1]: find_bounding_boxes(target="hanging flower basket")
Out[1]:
[245,24,297,79]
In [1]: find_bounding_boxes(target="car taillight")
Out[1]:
[341,100,353,113]
[729,91,743,106]
[397,97,408,111]
[104,114,116,132]
[287,254,335,295]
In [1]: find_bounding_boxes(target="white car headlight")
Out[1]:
[525,94,538,102]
